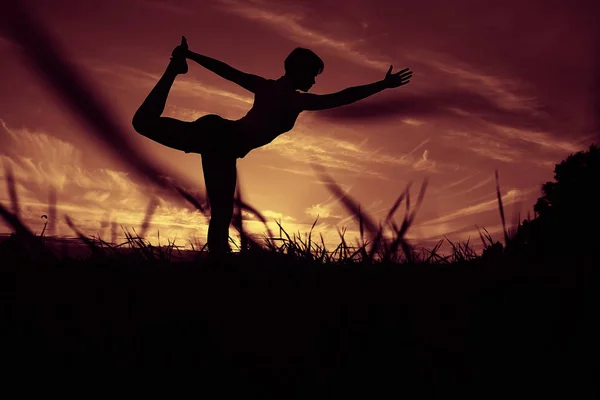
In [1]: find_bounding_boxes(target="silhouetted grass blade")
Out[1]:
[3,162,20,218]
[495,170,509,245]
[139,196,159,239]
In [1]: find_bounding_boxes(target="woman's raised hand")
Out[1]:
[383,66,412,88]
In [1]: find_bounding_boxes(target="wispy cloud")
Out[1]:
[411,50,541,112]
[435,173,480,192]
[262,209,296,221]
[443,125,586,165]
[215,0,390,70]
[306,203,338,219]
[419,186,538,226]
[402,119,425,126]
[412,149,435,171]
[490,123,583,154]
[443,130,525,163]
[370,138,438,172]
[259,125,442,175]
[0,119,205,238]
[259,131,378,175]
[436,175,495,199]
[316,88,548,131]
[87,62,253,106]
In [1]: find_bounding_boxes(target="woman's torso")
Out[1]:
[234,79,302,156]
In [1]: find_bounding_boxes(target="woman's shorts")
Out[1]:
[185,114,249,158]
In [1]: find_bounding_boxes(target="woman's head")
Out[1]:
[284,48,324,91]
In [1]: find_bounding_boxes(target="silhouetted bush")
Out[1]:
[535,144,599,221]
[513,143,600,259]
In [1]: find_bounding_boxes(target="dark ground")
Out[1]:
[1,252,597,398]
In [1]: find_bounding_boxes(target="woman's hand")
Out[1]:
[171,35,189,59]
[382,66,412,88]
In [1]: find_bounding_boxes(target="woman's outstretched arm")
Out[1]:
[185,49,265,93]
[298,66,412,111]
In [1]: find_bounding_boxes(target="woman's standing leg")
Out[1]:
[202,154,237,254]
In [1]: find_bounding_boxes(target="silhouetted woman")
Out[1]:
[132,36,412,255]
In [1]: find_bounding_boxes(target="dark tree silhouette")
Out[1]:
[522,143,600,257]
[534,144,600,221]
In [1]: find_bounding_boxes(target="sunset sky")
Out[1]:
[1,0,598,254]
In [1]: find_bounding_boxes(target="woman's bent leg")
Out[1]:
[132,60,178,129]
[132,61,194,152]
[135,116,195,152]
[202,154,237,254]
